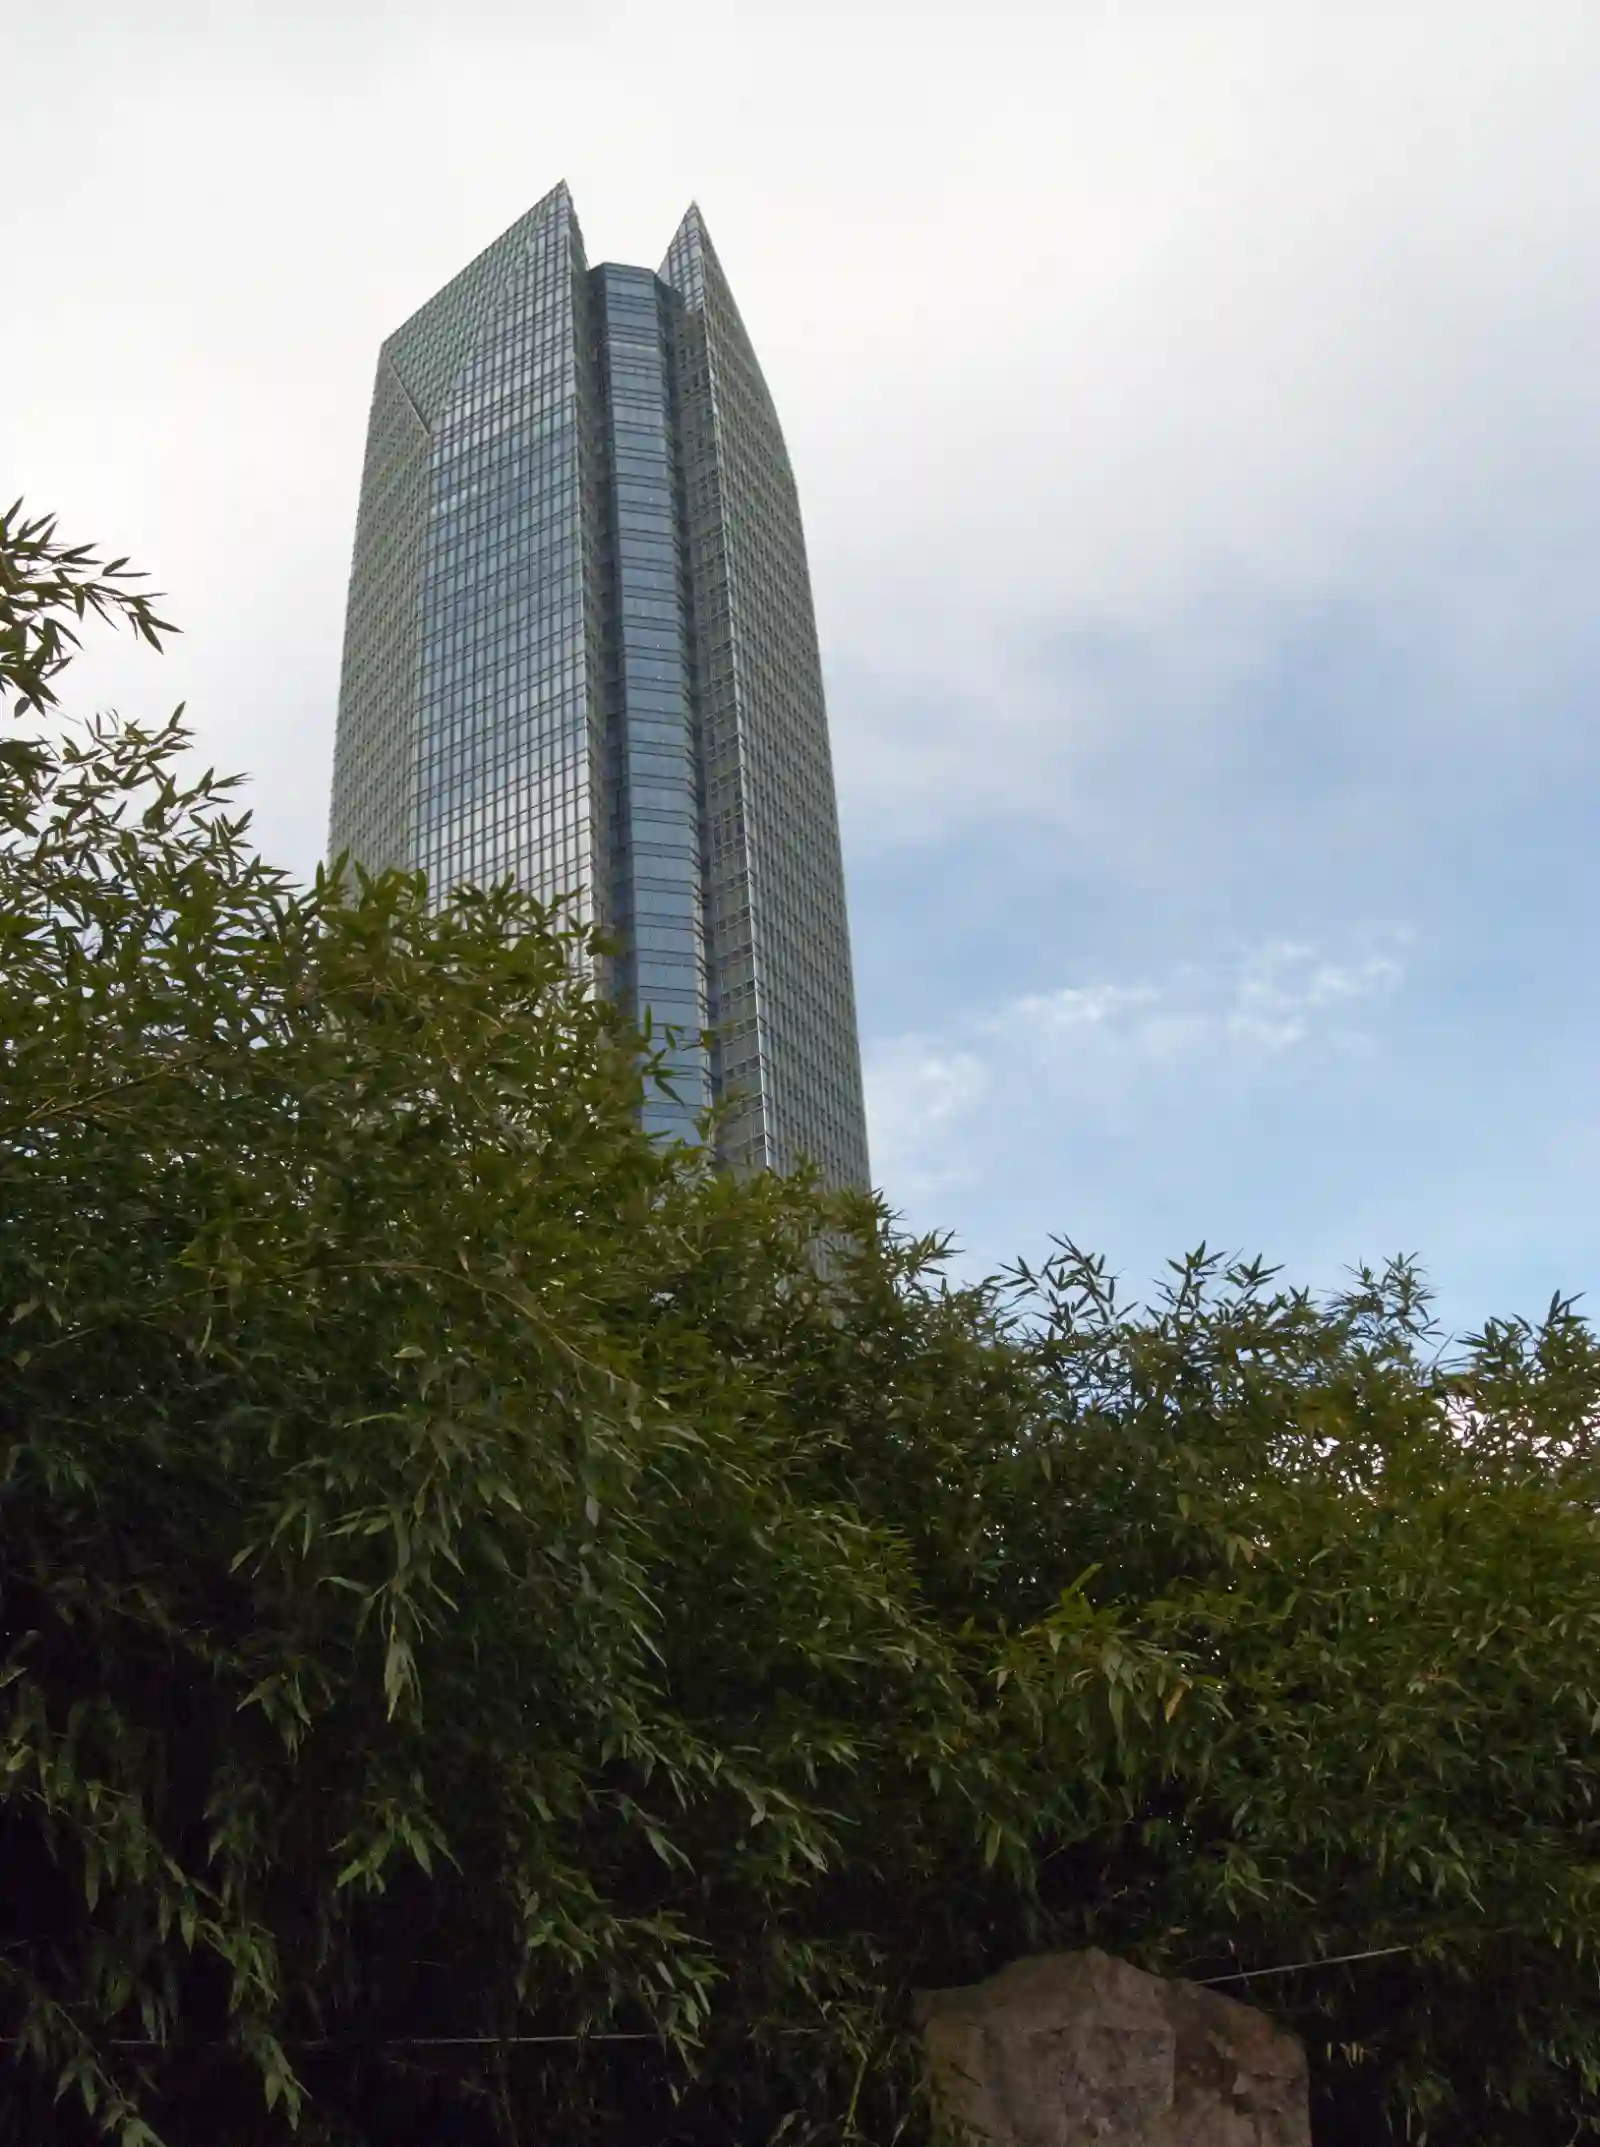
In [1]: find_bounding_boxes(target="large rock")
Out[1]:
[914,1950,1311,2147]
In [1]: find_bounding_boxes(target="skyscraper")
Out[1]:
[329,181,869,1190]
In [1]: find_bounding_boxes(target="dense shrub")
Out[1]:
[3,509,1597,2143]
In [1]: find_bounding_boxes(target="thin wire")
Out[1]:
[98,1939,1467,2055]
[1197,1941,1416,1986]
[107,2033,663,2051]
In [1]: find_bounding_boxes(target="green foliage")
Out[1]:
[3,512,1599,2146]
[0,511,1074,2144]
[0,500,174,717]
[844,1244,1600,2143]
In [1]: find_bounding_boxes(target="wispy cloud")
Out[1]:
[860,1042,990,1203]
[866,932,1409,1205]
[1221,941,1407,1052]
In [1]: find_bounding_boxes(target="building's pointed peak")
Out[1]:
[669,198,716,252]
[534,177,586,264]
[384,178,584,417]
[533,177,575,224]
[659,200,720,296]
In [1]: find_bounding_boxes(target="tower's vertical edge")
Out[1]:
[660,207,870,1189]
[407,186,608,935]
[331,181,613,949]
[329,354,430,875]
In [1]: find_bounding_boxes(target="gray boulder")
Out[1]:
[914,1950,1311,2146]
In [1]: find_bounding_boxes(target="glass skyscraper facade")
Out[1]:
[329,182,869,1189]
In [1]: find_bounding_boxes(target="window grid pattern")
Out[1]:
[331,183,577,876]
[410,192,604,924]
[330,188,867,1189]
[661,209,870,1190]
[328,355,429,873]
[595,266,711,1143]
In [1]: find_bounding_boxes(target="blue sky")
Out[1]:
[9,0,1600,1340]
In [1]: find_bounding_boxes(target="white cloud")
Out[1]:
[860,1041,989,1203]
[865,930,1408,1201]
[999,938,1406,1067]
[1224,942,1407,1052]
[4,1,1599,872]
[1000,982,1159,1036]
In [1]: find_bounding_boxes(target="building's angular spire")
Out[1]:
[663,199,707,254]
[659,201,720,312]
[387,180,583,423]
[334,184,870,1188]
[659,199,780,437]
